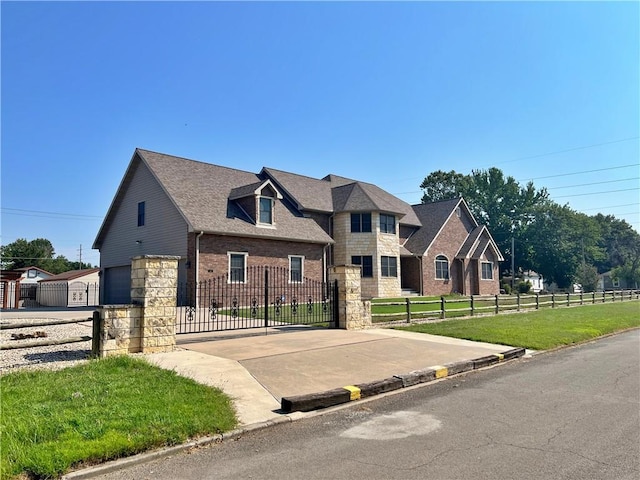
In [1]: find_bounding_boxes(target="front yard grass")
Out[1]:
[396,301,640,350]
[0,356,237,480]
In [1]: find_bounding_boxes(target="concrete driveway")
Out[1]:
[147,326,515,425]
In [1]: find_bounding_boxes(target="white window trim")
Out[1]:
[435,254,450,280]
[257,196,275,227]
[288,255,304,284]
[228,252,248,284]
[481,261,494,280]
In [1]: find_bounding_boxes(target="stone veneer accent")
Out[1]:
[96,255,179,357]
[329,265,372,330]
[332,212,402,299]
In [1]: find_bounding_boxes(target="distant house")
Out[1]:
[597,271,634,291]
[522,271,544,293]
[0,266,53,308]
[37,269,100,307]
[94,149,504,302]
[14,266,54,284]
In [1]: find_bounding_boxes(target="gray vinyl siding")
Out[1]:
[99,161,189,269]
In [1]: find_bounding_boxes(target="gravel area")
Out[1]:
[0,319,93,374]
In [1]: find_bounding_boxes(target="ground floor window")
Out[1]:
[352,255,373,277]
[228,252,247,283]
[435,255,449,280]
[289,255,304,283]
[381,256,397,277]
[481,261,493,280]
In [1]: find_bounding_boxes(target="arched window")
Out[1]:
[435,255,449,280]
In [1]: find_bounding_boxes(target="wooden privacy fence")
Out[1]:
[0,312,99,354]
[372,290,640,324]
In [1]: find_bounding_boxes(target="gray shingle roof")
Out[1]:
[404,198,466,254]
[456,225,485,259]
[96,149,425,249]
[263,168,421,226]
[100,149,334,246]
[404,198,504,261]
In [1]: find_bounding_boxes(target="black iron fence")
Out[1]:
[177,266,337,333]
[1,282,100,309]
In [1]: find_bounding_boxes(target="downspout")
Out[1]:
[323,244,330,284]
[418,255,423,296]
[195,231,204,307]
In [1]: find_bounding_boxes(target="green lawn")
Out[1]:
[396,301,640,350]
[1,356,237,480]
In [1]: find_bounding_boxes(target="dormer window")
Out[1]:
[259,197,273,225]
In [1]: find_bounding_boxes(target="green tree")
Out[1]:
[420,170,470,203]
[0,238,93,273]
[1,238,56,270]
[525,204,604,288]
[420,167,548,275]
[574,263,599,293]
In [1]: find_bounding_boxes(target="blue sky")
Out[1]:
[2,1,638,267]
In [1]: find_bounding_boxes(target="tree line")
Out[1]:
[0,238,95,274]
[420,168,640,291]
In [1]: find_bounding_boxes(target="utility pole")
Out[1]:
[78,244,82,268]
[511,236,515,293]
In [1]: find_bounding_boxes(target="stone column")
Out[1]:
[329,265,372,330]
[131,255,180,353]
[97,305,143,356]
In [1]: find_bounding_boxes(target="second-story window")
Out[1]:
[137,201,145,227]
[259,197,273,225]
[351,213,372,232]
[380,214,396,234]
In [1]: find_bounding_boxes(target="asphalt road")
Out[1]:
[91,330,639,480]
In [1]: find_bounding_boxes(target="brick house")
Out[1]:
[93,149,502,302]
[403,198,504,296]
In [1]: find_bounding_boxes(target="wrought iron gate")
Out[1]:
[176,266,337,334]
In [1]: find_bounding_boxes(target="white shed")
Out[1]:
[37,269,100,307]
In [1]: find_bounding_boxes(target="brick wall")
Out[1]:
[422,213,474,296]
[196,234,325,283]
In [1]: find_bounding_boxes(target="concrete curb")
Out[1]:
[280,347,526,413]
[64,346,526,478]
[62,415,297,480]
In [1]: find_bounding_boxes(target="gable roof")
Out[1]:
[456,225,504,262]
[15,266,53,276]
[262,168,421,226]
[94,149,333,249]
[39,268,100,282]
[405,197,504,261]
[404,198,469,254]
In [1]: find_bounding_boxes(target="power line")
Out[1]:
[581,203,639,212]
[555,187,640,199]
[520,163,639,182]
[490,136,639,166]
[547,177,640,190]
[1,208,102,219]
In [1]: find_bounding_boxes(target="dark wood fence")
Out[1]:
[372,290,640,324]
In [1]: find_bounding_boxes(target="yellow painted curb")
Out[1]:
[343,386,361,401]
[494,353,505,362]
[432,366,448,379]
